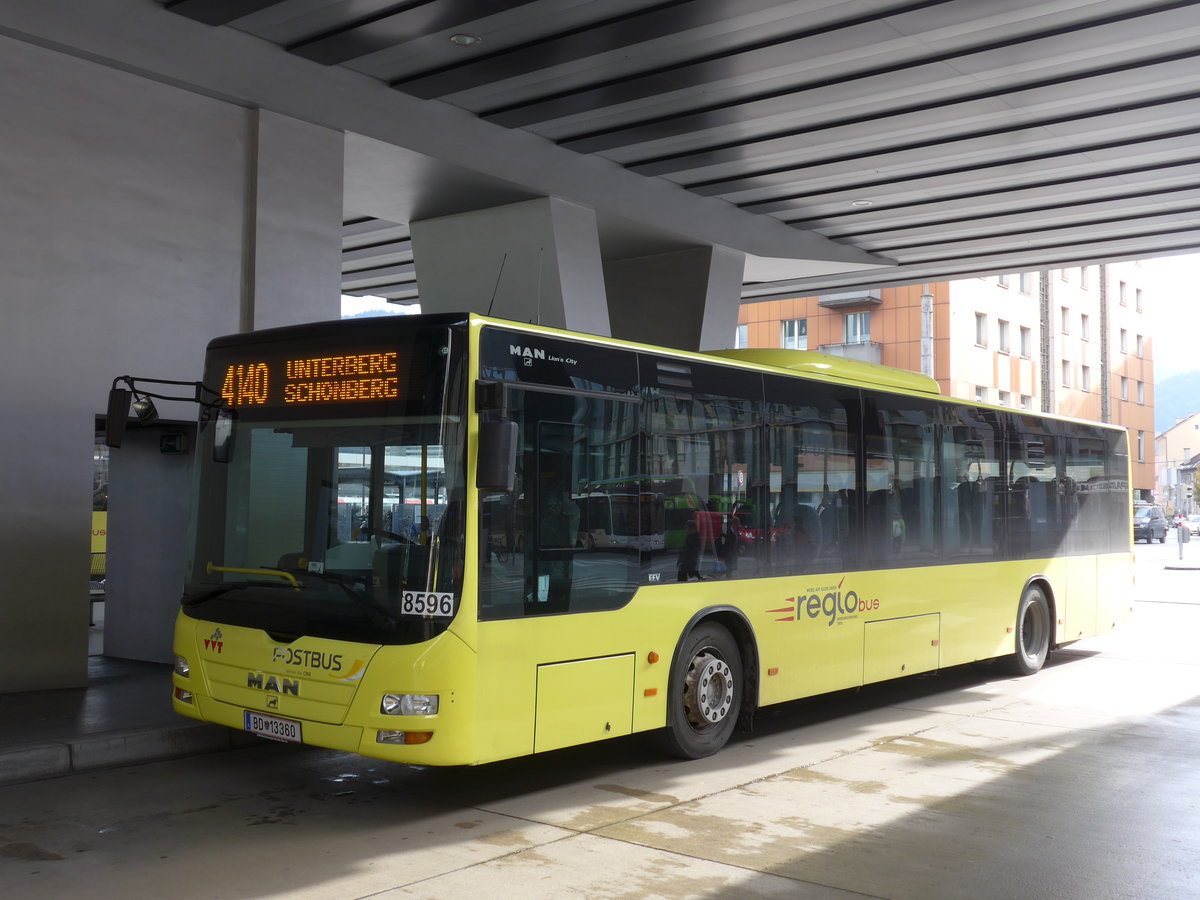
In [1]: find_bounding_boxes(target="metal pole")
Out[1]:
[920,285,934,378]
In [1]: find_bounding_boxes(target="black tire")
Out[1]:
[1159,533,1166,543]
[1006,584,1052,676]
[661,622,743,759]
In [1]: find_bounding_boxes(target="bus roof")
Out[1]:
[702,349,942,397]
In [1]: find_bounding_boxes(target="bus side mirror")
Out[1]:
[477,420,517,492]
[213,407,236,463]
[105,388,132,448]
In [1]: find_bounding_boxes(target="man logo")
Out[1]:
[247,672,299,696]
[509,344,545,360]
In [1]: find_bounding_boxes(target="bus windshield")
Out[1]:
[183,321,468,645]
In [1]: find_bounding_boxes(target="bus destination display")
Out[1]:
[220,351,400,406]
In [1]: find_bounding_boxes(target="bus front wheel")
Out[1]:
[661,622,742,759]
[1007,584,1051,676]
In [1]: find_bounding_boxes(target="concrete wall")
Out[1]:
[0,36,341,691]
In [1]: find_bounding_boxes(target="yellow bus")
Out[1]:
[170,313,1132,762]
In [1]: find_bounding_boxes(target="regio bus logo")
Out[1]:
[767,576,879,626]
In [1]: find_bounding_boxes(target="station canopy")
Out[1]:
[78,2,1200,300]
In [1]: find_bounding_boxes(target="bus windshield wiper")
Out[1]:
[183,580,290,607]
[302,570,397,630]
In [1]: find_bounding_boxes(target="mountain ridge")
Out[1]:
[1155,370,1200,436]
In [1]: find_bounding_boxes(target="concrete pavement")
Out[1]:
[2,539,1196,791]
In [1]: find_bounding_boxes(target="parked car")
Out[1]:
[1189,514,1200,536]
[1133,505,1168,543]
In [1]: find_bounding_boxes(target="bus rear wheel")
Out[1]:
[1007,584,1051,676]
[661,622,742,759]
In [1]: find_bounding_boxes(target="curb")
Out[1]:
[0,723,257,787]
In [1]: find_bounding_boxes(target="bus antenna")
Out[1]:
[534,246,544,325]
[486,253,508,316]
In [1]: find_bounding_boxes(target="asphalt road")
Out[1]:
[3,543,1199,900]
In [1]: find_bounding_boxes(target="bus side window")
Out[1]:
[765,377,858,576]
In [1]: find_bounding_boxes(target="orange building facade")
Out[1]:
[737,262,1155,496]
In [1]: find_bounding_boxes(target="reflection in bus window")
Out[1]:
[478,390,640,619]
[767,380,857,576]
[865,401,939,570]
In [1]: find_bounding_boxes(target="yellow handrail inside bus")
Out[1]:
[206,562,300,590]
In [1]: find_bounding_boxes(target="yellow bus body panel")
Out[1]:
[173,612,480,766]
[174,315,1133,766]
[175,549,1132,766]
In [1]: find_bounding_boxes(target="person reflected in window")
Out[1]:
[677,519,702,582]
[717,513,740,578]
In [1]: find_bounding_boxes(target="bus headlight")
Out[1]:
[381,693,439,716]
[174,655,190,677]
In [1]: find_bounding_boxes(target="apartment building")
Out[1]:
[736,262,1155,497]
[1155,412,1200,515]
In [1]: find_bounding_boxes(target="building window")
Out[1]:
[1136,288,1143,312]
[1080,266,1090,289]
[1121,376,1129,401]
[1138,381,1145,404]
[1080,313,1090,341]
[1137,430,1145,462]
[1120,281,1128,306]
[1062,360,1071,387]
[1136,334,1144,357]
[1120,329,1128,353]
[997,319,1010,353]
[1020,326,1032,358]
[998,390,1010,406]
[781,318,807,350]
[1081,366,1091,392]
[845,312,870,344]
[975,313,988,347]
[975,386,987,403]
[997,274,1009,288]
[1060,268,1069,282]
[1020,394,1032,409]
[735,324,748,349]
[1060,306,1070,333]
[1019,272,1032,294]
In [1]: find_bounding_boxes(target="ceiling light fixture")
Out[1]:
[449,33,482,47]
[851,200,873,207]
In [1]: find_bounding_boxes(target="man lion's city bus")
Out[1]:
[170,312,1132,763]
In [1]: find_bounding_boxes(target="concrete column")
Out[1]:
[244,110,344,330]
[605,246,746,351]
[103,425,195,664]
[410,197,610,337]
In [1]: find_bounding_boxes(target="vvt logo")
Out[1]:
[204,628,224,653]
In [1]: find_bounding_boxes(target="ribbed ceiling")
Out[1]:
[163,0,1200,302]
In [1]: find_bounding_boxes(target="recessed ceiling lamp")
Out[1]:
[851,200,873,207]
[449,33,482,47]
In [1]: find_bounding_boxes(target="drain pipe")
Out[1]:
[920,284,934,378]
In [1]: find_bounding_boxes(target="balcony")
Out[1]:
[817,289,883,309]
[818,341,882,364]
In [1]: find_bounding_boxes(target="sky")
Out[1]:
[1139,253,1200,382]
[342,251,1200,380]
[340,295,417,318]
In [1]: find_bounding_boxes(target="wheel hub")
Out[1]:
[683,652,734,729]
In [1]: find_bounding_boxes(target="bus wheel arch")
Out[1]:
[1007,578,1054,676]
[661,608,758,759]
